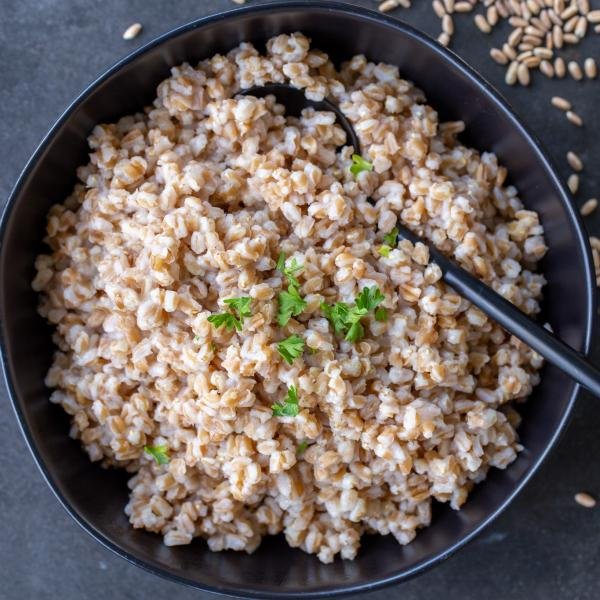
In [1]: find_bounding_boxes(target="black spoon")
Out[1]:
[239,84,600,397]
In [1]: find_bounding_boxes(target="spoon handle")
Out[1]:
[396,223,600,397]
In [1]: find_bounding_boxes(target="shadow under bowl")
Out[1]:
[0,1,595,598]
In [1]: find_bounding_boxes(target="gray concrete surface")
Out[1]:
[1,0,599,598]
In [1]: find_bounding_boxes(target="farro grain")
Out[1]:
[540,59,555,76]
[506,60,520,84]
[455,1,474,10]
[443,14,455,34]
[554,56,566,77]
[551,95,571,110]
[567,150,584,171]
[567,173,579,194]
[517,63,531,85]
[580,198,598,216]
[575,16,588,38]
[566,110,583,126]
[577,0,589,15]
[568,60,584,80]
[475,14,493,32]
[378,0,400,12]
[491,47,509,63]
[122,23,142,40]
[438,32,452,45]
[433,0,447,17]
[503,43,518,59]
[575,492,597,507]
[584,57,598,78]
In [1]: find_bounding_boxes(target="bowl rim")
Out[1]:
[1,1,596,598]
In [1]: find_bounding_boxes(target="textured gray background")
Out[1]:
[1,0,600,599]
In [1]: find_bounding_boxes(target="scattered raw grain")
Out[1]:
[567,173,579,194]
[575,492,597,508]
[554,57,566,77]
[540,60,555,77]
[506,60,519,84]
[491,47,509,64]
[378,0,400,12]
[122,23,142,40]
[581,198,598,216]
[551,95,571,111]
[443,14,455,34]
[438,32,451,46]
[454,1,474,11]
[503,43,518,59]
[475,14,493,33]
[517,63,531,85]
[566,110,583,126]
[584,57,597,79]
[568,60,584,80]
[575,16,588,38]
[567,150,584,171]
[433,0,446,18]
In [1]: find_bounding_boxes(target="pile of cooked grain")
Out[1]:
[32,33,547,563]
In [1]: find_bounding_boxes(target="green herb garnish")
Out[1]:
[374,307,388,322]
[349,154,373,177]
[321,286,386,342]
[379,227,399,257]
[277,252,303,289]
[272,385,300,417]
[207,296,252,331]
[144,444,169,465]
[296,440,309,455]
[276,252,308,326]
[383,227,399,247]
[277,334,305,365]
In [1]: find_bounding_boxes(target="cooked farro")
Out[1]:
[32,33,547,564]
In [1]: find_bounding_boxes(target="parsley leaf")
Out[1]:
[207,312,240,331]
[345,320,365,343]
[207,296,252,331]
[349,154,373,177]
[277,334,305,365]
[144,444,169,465]
[296,440,309,455]
[272,385,300,417]
[321,286,386,343]
[383,227,399,247]
[278,285,307,326]
[355,286,385,313]
[375,307,388,322]
[378,245,391,257]
[223,296,252,319]
[320,301,351,334]
[277,252,303,289]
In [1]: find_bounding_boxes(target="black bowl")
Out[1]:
[1,2,596,597]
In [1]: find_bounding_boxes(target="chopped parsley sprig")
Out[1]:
[277,334,305,365]
[207,296,252,331]
[296,440,309,455]
[144,444,170,465]
[276,252,307,326]
[378,227,399,257]
[349,154,373,177]
[272,385,300,417]
[321,286,386,343]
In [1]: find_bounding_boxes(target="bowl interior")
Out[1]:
[0,3,594,597]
